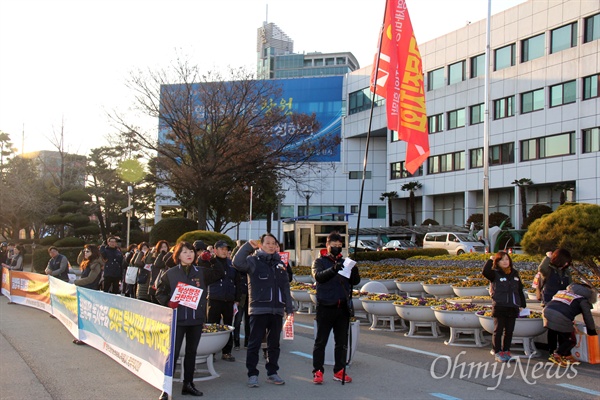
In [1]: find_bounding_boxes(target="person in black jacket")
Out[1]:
[155,241,224,399]
[99,236,124,294]
[543,283,597,367]
[205,240,241,362]
[482,251,526,363]
[538,248,572,355]
[311,232,360,384]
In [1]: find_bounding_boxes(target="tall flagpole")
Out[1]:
[248,186,253,239]
[483,0,492,250]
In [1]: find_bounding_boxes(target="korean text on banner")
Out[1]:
[9,271,52,313]
[1,266,11,299]
[77,288,176,393]
[370,0,429,174]
[49,276,79,338]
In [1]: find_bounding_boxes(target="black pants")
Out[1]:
[246,313,282,377]
[547,329,558,354]
[554,329,576,356]
[103,276,120,294]
[313,304,350,374]
[206,299,235,354]
[233,297,250,346]
[492,315,516,353]
[174,324,203,383]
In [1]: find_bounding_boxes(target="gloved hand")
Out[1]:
[334,261,344,272]
[168,300,179,309]
[200,251,211,261]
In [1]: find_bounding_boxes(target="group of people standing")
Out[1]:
[0,242,25,271]
[482,248,597,367]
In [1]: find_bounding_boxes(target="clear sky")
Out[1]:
[0,0,526,156]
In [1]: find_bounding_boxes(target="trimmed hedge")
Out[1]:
[350,248,448,262]
[149,218,198,245]
[178,230,234,248]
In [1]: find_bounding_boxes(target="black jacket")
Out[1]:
[482,259,526,310]
[538,256,571,305]
[100,245,124,278]
[206,256,241,302]
[312,253,361,306]
[156,263,224,326]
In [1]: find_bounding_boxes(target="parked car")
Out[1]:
[422,232,485,255]
[381,240,419,251]
[348,239,379,253]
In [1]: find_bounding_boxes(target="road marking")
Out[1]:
[557,383,600,396]
[386,344,447,358]
[430,394,462,400]
[291,351,312,359]
[294,323,314,330]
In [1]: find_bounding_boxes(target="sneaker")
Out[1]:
[502,351,512,362]
[222,353,235,362]
[333,369,352,383]
[562,355,581,365]
[247,375,259,388]
[548,353,569,368]
[313,370,324,384]
[266,374,285,385]
[494,352,505,363]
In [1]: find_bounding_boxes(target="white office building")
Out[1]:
[156,0,600,241]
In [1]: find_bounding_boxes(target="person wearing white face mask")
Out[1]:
[311,232,360,385]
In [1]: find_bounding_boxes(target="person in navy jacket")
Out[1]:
[156,241,224,399]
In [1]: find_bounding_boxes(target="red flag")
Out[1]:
[371,0,429,174]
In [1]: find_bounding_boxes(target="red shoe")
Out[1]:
[333,369,352,383]
[313,370,323,384]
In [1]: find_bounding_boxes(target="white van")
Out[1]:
[422,232,485,255]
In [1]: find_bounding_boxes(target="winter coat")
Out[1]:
[543,284,597,334]
[100,245,124,278]
[155,263,225,326]
[75,257,103,290]
[538,256,571,305]
[312,253,360,306]
[482,259,526,314]
[232,242,293,316]
[134,251,153,301]
[206,256,241,302]
[45,254,70,281]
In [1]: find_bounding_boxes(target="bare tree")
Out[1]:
[110,61,337,231]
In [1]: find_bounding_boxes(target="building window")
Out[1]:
[428,113,444,134]
[448,60,465,85]
[494,96,515,119]
[550,81,576,107]
[470,103,484,125]
[447,109,465,130]
[521,33,545,62]
[470,54,485,78]
[520,132,575,161]
[348,88,384,115]
[350,205,359,213]
[428,151,465,174]
[583,74,600,100]
[521,88,544,113]
[427,67,444,91]
[390,161,423,179]
[551,22,578,54]
[583,127,600,153]
[494,44,515,71]
[585,13,600,43]
[368,205,386,219]
[469,143,514,168]
[349,171,371,179]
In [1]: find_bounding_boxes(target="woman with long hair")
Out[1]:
[148,240,170,304]
[74,244,103,290]
[155,242,225,399]
[133,242,152,301]
[482,250,526,363]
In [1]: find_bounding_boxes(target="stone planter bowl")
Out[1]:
[478,315,546,337]
[422,283,455,298]
[451,286,490,297]
[395,304,437,323]
[433,309,481,329]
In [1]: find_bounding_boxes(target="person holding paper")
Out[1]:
[482,251,526,363]
[311,232,360,384]
[232,233,293,388]
[155,241,225,399]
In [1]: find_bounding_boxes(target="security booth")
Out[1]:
[282,214,350,267]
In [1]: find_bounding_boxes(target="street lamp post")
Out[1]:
[126,186,133,248]
[302,191,313,218]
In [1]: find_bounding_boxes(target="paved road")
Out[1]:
[1,296,599,400]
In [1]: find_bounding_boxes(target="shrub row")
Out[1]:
[350,248,448,262]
